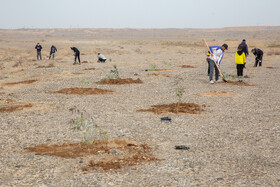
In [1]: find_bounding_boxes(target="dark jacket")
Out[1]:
[50,45,57,54]
[238,42,249,56]
[35,44,42,52]
[253,48,263,58]
[71,47,80,54]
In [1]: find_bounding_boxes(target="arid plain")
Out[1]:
[0,27,279,186]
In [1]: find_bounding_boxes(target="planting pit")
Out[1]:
[266,67,277,69]
[25,139,159,171]
[0,99,32,113]
[82,61,88,63]
[203,91,237,97]
[49,87,114,95]
[97,78,143,85]
[137,103,204,114]
[176,65,196,68]
[3,79,37,86]
[224,81,253,86]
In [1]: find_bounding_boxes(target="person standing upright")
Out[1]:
[251,48,263,67]
[208,43,228,84]
[238,39,249,67]
[235,46,246,82]
[35,43,42,60]
[70,47,80,65]
[49,45,57,60]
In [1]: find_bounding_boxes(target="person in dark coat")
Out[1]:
[238,39,249,56]
[49,45,57,60]
[238,39,249,67]
[70,47,80,65]
[251,48,263,67]
[35,43,42,60]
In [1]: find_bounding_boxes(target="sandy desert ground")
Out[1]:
[0,27,279,186]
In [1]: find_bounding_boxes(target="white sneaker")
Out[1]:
[215,79,222,83]
[210,80,214,84]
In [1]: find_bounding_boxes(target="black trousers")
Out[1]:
[236,64,244,76]
[255,55,263,67]
[74,53,80,63]
[206,57,210,75]
[49,52,55,60]
[98,58,106,63]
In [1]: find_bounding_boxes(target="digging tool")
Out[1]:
[203,39,227,82]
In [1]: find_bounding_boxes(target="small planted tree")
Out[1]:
[98,65,120,83]
[174,78,185,112]
[69,106,108,144]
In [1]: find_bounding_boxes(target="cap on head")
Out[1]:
[242,39,246,42]
[222,43,228,50]
[251,48,256,53]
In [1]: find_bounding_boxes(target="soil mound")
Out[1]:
[0,99,32,112]
[26,139,159,171]
[49,88,114,95]
[72,73,84,75]
[266,67,277,69]
[3,80,37,86]
[97,78,143,85]
[177,65,195,68]
[10,69,25,74]
[224,81,252,86]
[203,91,237,97]
[36,64,55,68]
[137,103,204,114]
[82,61,88,63]
[84,68,96,70]
[149,69,173,72]
[145,74,170,77]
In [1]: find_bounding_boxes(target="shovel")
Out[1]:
[203,39,227,82]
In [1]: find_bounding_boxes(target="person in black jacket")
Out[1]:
[49,45,57,60]
[70,47,80,65]
[35,43,42,60]
[251,48,263,67]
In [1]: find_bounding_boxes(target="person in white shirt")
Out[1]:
[97,53,106,63]
[208,44,228,84]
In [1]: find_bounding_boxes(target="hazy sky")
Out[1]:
[0,0,279,29]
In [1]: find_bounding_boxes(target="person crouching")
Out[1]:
[235,47,246,82]
[97,53,106,63]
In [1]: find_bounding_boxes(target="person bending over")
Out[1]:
[70,47,80,65]
[251,48,263,67]
[49,45,57,60]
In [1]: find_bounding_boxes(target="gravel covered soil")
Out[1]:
[0,28,280,186]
